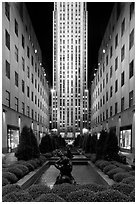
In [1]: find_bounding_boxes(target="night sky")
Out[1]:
[26,2,114,88]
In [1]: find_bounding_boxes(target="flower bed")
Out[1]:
[2,178,9,186]
[2,191,32,202]
[110,183,134,195]
[2,184,22,197]
[78,183,108,192]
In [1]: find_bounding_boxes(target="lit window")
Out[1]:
[129,90,133,107]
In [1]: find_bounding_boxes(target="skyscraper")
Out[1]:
[52,2,88,138]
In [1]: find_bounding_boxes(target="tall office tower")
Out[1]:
[52,2,88,138]
[91,3,135,159]
[2,2,49,153]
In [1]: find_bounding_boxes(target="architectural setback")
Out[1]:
[52,2,89,138]
[91,3,135,158]
[2,2,49,153]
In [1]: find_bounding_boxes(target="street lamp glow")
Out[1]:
[44,73,46,76]
[40,62,42,66]
[51,89,55,93]
[35,49,37,53]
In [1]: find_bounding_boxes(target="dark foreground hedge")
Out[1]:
[34,193,65,202]
[2,191,32,202]
[2,184,22,197]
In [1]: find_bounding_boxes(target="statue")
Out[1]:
[54,150,76,185]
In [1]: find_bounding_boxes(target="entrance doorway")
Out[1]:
[7,125,19,153]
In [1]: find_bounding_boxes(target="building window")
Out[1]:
[31,73,34,84]
[110,46,113,58]
[129,29,134,50]
[27,86,29,98]
[120,126,132,151]
[121,18,125,37]
[35,63,37,73]
[6,60,10,79]
[130,2,134,20]
[22,102,25,114]
[115,79,118,93]
[121,97,124,112]
[31,55,34,66]
[115,34,118,49]
[31,109,34,119]
[22,34,25,48]
[103,79,105,88]
[110,66,112,78]
[129,90,133,107]
[15,45,18,62]
[110,86,113,98]
[106,73,108,84]
[121,45,125,62]
[27,46,30,58]
[106,109,108,119]
[129,60,134,79]
[6,90,10,107]
[106,91,108,102]
[5,29,10,50]
[31,91,33,102]
[5,2,10,21]
[27,66,30,78]
[115,56,118,70]
[115,102,118,114]
[110,106,113,117]
[22,80,24,93]
[15,19,18,36]
[103,95,105,105]
[121,71,125,87]
[15,97,19,112]
[15,71,18,87]
[22,57,25,71]
[35,79,37,89]
[35,95,37,104]
[27,106,30,117]
[106,55,108,66]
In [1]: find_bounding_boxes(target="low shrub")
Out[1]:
[93,189,129,202]
[129,189,135,202]
[27,184,51,199]
[7,167,24,179]
[2,191,32,202]
[2,168,9,172]
[113,172,131,182]
[34,193,66,202]
[52,183,78,200]
[20,161,35,172]
[78,183,108,192]
[2,178,10,186]
[121,176,135,186]
[95,160,105,168]
[107,167,125,179]
[111,183,134,196]
[2,184,22,197]
[15,164,29,176]
[2,172,18,184]
[33,158,42,167]
[39,155,47,163]
[28,160,39,169]
[103,164,117,174]
[66,189,96,202]
[44,152,53,158]
[129,170,135,176]
[99,161,110,170]
[118,164,132,172]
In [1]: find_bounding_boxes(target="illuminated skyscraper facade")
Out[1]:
[52,2,88,137]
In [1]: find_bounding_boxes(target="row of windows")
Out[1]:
[94,59,134,99]
[94,90,134,124]
[5,60,47,101]
[5,90,48,123]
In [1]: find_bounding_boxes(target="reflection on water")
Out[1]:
[36,164,107,187]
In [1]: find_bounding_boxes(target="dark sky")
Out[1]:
[26,2,114,88]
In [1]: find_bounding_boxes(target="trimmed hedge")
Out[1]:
[7,167,24,179]
[129,170,135,176]
[66,189,96,202]
[121,176,135,186]
[34,193,66,202]
[111,183,134,196]
[15,164,29,175]
[95,160,105,168]
[78,183,108,192]
[2,191,32,202]
[2,178,9,186]
[52,183,78,200]
[2,184,22,197]
[103,164,117,174]
[113,172,131,182]
[99,161,110,170]
[93,189,130,202]
[19,161,35,171]
[28,159,39,169]
[2,172,18,184]
[107,167,125,179]
[27,184,51,199]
